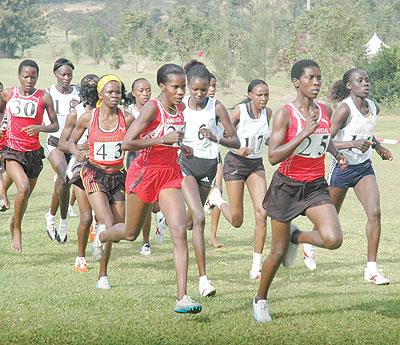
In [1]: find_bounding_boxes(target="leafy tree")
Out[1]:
[0,0,48,58]
[81,26,109,64]
[70,39,83,63]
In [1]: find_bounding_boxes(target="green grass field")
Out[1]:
[1,32,400,345]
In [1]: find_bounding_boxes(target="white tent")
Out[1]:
[365,33,389,57]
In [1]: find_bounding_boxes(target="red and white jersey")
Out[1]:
[4,86,46,152]
[89,108,126,167]
[278,102,331,182]
[136,99,184,167]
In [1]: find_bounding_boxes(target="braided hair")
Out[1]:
[329,68,362,102]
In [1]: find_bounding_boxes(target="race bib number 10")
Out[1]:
[94,141,123,161]
[10,99,38,118]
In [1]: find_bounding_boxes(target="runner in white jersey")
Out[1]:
[302,69,393,284]
[180,60,240,298]
[59,74,99,273]
[44,58,80,244]
[205,80,272,280]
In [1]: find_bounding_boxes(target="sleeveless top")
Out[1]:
[334,97,377,165]
[231,103,270,159]
[88,107,126,167]
[182,96,219,159]
[4,86,46,152]
[278,103,331,182]
[44,84,80,139]
[136,99,185,167]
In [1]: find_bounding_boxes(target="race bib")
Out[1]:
[9,98,39,118]
[296,134,330,158]
[94,141,123,162]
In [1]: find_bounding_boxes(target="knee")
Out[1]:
[322,231,343,250]
[367,207,381,223]
[17,182,30,196]
[269,245,288,262]
[170,224,187,243]
[231,213,243,228]
[191,210,205,228]
[125,232,139,242]
[255,207,267,225]
[80,212,93,229]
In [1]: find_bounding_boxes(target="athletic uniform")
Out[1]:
[125,99,184,203]
[263,103,332,222]
[2,86,46,178]
[80,108,126,204]
[44,84,80,157]
[65,102,89,190]
[223,103,270,181]
[328,97,377,188]
[125,105,140,169]
[180,96,220,187]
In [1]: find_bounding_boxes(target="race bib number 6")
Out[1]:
[94,141,123,161]
[10,99,38,118]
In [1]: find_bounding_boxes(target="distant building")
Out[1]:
[365,33,389,57]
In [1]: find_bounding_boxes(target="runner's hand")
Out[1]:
[376,146,393,161]
[181,144,193,158]
[163,130,184,145]
[336,152,348,171]
[22,125,42,136]
[353,139,373,153]
[199,127,217,142]
[302,113,320,137]
[236,147,253,157]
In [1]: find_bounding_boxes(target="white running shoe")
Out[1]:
[364,267,390,285]
[199,279,216,297]
[249,270,262,280]
[74,256,88,273]
[67,205,78,217]
[203,187,221,214]
[96,276,111,290]
[56,221,68,243]
[92,224,106,261]
[303,243,317,271]
[253,298,272,323]
[282,224,299,268]
[45,211,57,241]
[139,243,152,256]
[155,211,167,245]
[174,295,202,314]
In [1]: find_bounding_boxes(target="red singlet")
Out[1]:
[278,103,331,182]
[4,87,46,152]
[88,108,126,167]
[135,99,185,167]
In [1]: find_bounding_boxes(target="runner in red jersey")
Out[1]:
[253,59,347,323]
[0,59,58,252]
[68,74,133,289]
[93,64,202,314]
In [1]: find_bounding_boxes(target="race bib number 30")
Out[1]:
[94,141,123,161]
[10,99,38,118]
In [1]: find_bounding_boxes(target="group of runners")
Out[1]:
[0,57,393,321]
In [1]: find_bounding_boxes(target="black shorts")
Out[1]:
[0,149,4,174]
[46,135,72,163]
[80,161,126,204]
[2,146,45,179]
[263,170,332,223]
[223,151,265,181]
[179,154,218,188]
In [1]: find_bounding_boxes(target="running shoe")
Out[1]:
[139,243,152,256]
[67,205,78,217]
[249,270,262,280]
[174,295,202,314]
[203,187,221,214]
[56,221,68,243]
[364,267,390,285]
[282,224,299,268]
[96,276,111,290]
[74,256,88,273]
[155,211,167,244]
[303,243,317,271]
[92,224,106,261]
[199,279,216,297]
[45,211,57,241]
[253,298,272,323]
[0,198,9,212]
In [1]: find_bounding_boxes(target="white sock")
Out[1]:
[60,218,68,226]
[47,210,56,220]
[252,252,262,272]
[366,261,377,271]
[199,275,209,286]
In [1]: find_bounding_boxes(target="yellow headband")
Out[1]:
[96,74,122,108]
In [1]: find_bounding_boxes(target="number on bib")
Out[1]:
[10,99,38,118]
[94,142,123,162]
[297,134,330,158]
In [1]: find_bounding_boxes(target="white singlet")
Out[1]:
[231,103,270,159]
[334,96,377,165]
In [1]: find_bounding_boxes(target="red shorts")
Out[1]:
[125,163,183,203]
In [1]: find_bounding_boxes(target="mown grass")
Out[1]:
[1,31,400,345]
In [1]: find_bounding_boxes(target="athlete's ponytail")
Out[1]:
[329,68,360,103]
[184,59,211,84]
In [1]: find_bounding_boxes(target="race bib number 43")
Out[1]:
[10,99,39,118]
[94,141,123,161]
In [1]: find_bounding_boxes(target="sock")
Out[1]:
[60,218,68,226]
[252,252,262,272]
[199,275,208,286]
[48,210,55,220]
[366,261,377,271]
